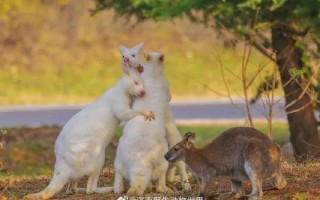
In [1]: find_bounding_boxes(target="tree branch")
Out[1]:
[244,33,276,62]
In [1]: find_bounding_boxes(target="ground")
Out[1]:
[2,162,320,200]
[1,126,320,199]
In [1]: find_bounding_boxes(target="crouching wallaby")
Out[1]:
[164,127,287,200]
[23,58,154,200]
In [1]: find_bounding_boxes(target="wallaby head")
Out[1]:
[164,132,195,162]
[121,59,145,98]
[144,51,165,75]
[119,43,144,73]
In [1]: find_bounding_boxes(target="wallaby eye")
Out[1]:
[134,81,139,85]
[174,147,179,152]
[122,55,124,58]
[132,54,135,57]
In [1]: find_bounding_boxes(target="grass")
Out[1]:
[0,46,277,105]
[2,125,320,200]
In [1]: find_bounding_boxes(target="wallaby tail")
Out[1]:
[23,170,70,200]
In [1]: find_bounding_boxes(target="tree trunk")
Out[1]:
[272,25,320,161]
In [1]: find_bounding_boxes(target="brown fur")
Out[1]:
[164,127,287,199]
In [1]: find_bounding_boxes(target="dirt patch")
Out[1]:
[2,162,320,200]
[1,127,320,199]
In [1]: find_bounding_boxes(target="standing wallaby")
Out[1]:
[22,58,154,200]
[118,43,190,191]
[164,127,287,200]
[113,52,172,196]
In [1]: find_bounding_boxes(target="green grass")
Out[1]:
[0,47,278,105]
[178,123,289,147]
[0,123,289,178]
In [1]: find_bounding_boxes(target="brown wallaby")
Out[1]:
[164,127,287,200]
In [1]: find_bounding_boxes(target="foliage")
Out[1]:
[93,0,320,63]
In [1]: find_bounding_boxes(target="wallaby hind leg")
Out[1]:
[242,171,263,200]
[66,179,83,194]
[243,144,264,199]
[114,172,125,194]
[127,169,152,196]
[231,179,245,198]
[166,164,176,182]
[156,170,173,194]
[85,169,111,194]
[175,161,191,190]
[244,164,263,199]
[86,175,94,194]
[66,180,75,194]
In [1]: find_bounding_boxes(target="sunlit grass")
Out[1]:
[178,122,289,147]
[0,46,280,105]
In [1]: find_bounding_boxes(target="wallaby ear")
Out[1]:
[119,45,127,54]
[132,42,143,53]
[184,132,195,147]
[159,53,164,63]
[144,52,151,61]
[184,132,195,139]
[121,62,130,75]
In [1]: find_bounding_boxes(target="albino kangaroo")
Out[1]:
[119,43,145,74]
[22,59,154,200]
[165,127,287,200]
[113,52,172,196]
[118,43,190,190]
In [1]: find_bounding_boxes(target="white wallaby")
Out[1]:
[113,52,172,196]
[22,52,154,199]
[118,43,191,191]
[119,43,145,74]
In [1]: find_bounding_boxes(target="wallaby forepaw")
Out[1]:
[144,111,155,121]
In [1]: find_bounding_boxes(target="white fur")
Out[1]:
[113,52,172,196]
[22,45,153,200]
[121,43,190,190]
[119,42,144,69]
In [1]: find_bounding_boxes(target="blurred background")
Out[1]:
[0,0,274,105]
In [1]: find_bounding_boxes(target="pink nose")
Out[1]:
[139,91,145,97]
[123,57,129,63]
